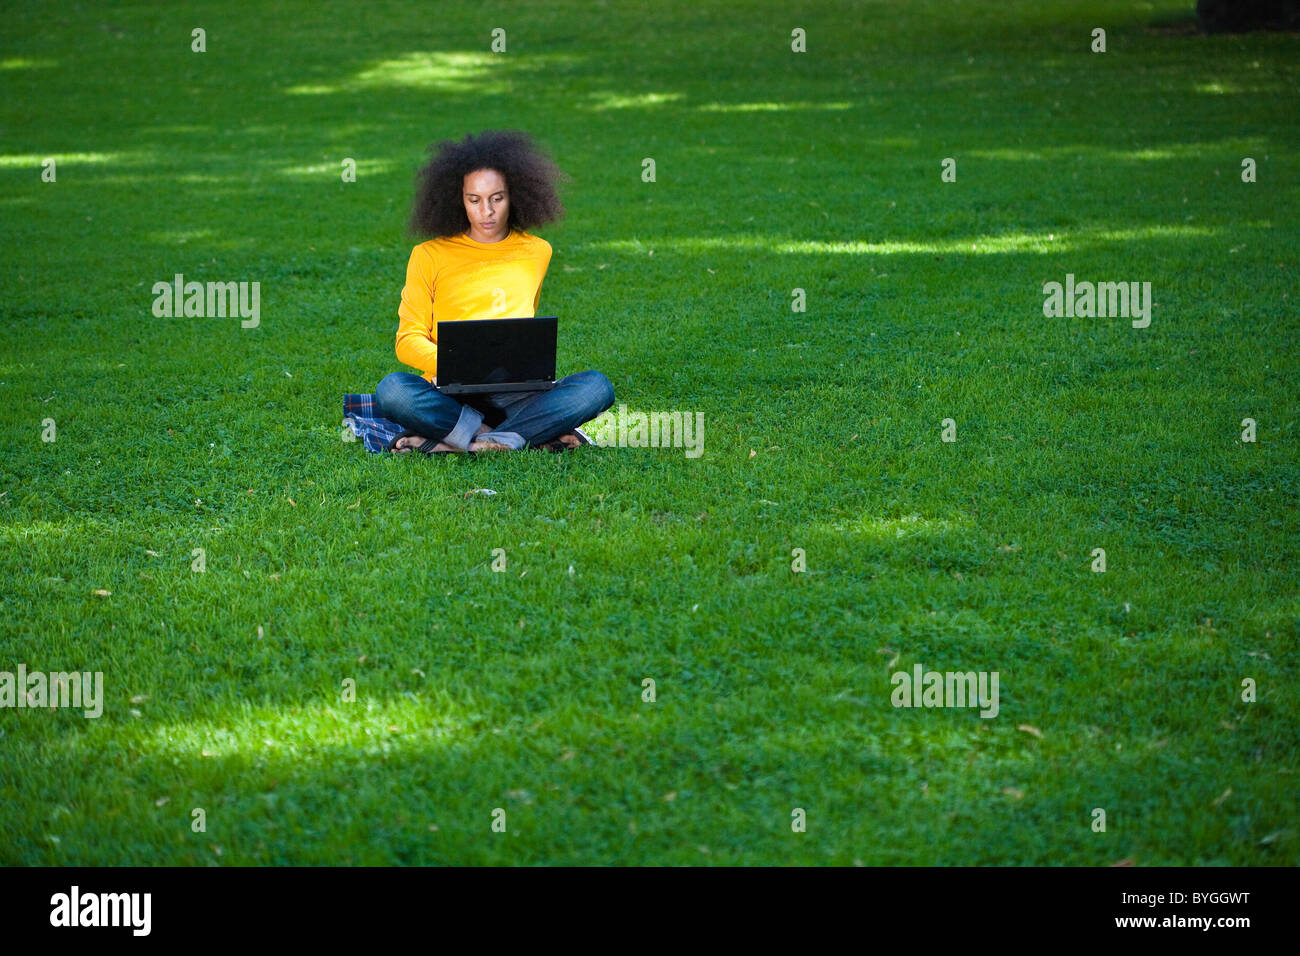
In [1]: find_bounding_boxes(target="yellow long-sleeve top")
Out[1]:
[396,227,553,383]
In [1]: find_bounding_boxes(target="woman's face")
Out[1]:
[463,168,509,243]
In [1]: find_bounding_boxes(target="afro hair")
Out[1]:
[407,129,570,238]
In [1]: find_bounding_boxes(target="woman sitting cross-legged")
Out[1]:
[375,129,614,454]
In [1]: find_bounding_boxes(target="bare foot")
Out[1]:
[468,439,513,452]
[556,433,582,449]
[392,435,462,453]
[390,435,425,453]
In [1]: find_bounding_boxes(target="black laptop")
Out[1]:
[435,316,557,395]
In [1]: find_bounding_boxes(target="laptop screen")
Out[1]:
[436,316,557,386]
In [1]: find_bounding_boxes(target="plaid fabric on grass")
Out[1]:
[342,393,405,453]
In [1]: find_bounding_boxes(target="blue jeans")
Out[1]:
[374,370,615,451]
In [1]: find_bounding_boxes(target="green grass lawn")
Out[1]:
[1,0,1296,865]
